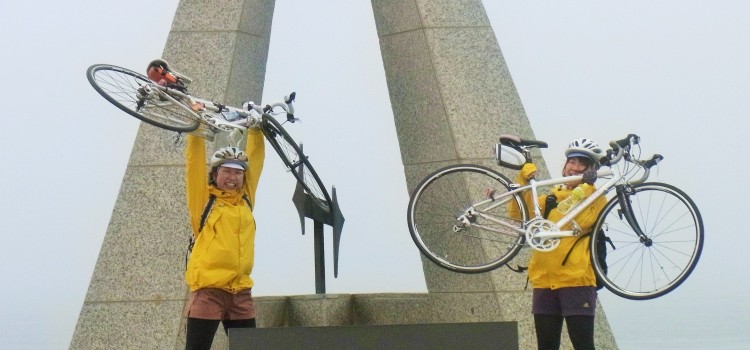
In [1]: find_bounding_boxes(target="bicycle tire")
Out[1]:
[261,114,333,212]
[87,64,200,132]
[407,164,527,273]
[591,182,703,300]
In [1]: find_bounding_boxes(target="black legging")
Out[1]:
[534,314,595,350]
[185,317,256,350]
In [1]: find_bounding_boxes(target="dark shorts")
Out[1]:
[532,287,597,317]
[184,288,256,320]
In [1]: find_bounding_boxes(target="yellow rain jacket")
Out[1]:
[513,170,607,290]
[184,129,264,293]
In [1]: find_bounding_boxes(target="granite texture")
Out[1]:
[171,0,274,36]
[417,0,490,28]
[127,124,189,166]
[82,165,189,303]
[69,300,185,350]
[255,296,289,327]
[370,0,422,36]
[377,29,458,165]
[287,294,353,327]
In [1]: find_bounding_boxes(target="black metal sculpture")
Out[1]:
[290,148,345,294]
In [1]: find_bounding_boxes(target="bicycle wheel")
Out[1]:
[87,64,200,132]
[591,182,703,300]
[261,114,333,212]
[407,164,527,273]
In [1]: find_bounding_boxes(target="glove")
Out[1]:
[581,168,597,185]
[521,163,538,181]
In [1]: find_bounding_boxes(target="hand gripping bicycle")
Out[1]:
[407,134,703,300]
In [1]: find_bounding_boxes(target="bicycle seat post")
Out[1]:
[527,178,544,218]
[520,146,544,219]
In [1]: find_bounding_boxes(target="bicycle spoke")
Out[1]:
[407,165,526,273]
[87,64,200,133]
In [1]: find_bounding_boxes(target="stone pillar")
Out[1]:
[370,1,617,349]
[69,1,275,349]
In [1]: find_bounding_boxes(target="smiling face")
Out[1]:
[214,166,245,191]
[563,156,593,187]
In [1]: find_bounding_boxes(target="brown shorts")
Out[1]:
[184,288,256,320]
[532,286,597,317]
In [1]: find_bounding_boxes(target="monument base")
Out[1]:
[229,321,518,350]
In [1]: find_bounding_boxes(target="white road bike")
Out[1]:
[87,62,333,212]
[407,134,703,300]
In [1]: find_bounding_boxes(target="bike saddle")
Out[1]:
[146,58,193,86]
[499,134,548,149]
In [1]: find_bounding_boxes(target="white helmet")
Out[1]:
[210,147,248,170]
[565,138,604,166]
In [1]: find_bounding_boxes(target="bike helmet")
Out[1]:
[210,147,248,170]
[565,138,604,166]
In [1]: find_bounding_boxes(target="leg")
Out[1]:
[185,318,220,350]
[534,314,564,350]
[565,315,595,350]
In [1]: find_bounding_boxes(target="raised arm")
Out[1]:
[185,134,209,235]
[243,128,265,207]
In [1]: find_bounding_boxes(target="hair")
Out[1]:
[209,167,218,186]
[561,156,595,177]
[569,155,594,168]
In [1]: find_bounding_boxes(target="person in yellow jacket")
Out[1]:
[514,138,607,350]
[182,127,264,350]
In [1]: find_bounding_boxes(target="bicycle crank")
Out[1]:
[526,219,561,252]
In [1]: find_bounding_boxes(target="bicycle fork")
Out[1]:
[614,184,652,246]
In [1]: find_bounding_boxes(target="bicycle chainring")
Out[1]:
[525,218,561,252]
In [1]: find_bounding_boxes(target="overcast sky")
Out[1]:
[1,1,748,349]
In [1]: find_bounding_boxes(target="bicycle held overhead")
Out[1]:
[407,134,703,300]
[88,59,345,296]
[86,59,333,213]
